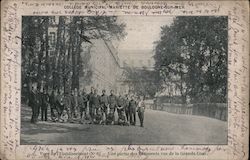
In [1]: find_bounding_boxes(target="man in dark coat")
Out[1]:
[63,92,72,122]
[108,90,117,124]
[80,89,88,121]
[124,94,130,122]
[117,93,125,117]
[129,95,137,125]
[41,89,49,121]
[137,96,146,127]
[100,89,109,122]
[91,89,100,118]
[56,90,64,120]
[36,87,43,120]
[49,90,58,121]
[88,87,95,121]
[29,87,38,124]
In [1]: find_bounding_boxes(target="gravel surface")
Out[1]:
[21,105,227,145]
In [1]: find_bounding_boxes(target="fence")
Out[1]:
[147,102,227,121]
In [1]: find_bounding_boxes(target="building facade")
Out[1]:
[79,38,125,95]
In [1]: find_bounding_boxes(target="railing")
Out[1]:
[146,102,227,121]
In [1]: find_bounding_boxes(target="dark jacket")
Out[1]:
[41,93,49,107]
[92,94,100,108]
[100,94,109,106]
[124,98,130,111]
[82,93,88,108]
[78,95,84,107]
[36,91,43,106]
[108,95,117,109]
[49,93,55,105]
[63,94,71,109]
[88,92,94,108]
[29,91,37,107]
[117,96,125,107]
[129,100,137,112]
[70,94,77,108]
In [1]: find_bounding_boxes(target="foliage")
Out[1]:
[123,67,160,98]
[154,16,228,103]
[21,16,126,94]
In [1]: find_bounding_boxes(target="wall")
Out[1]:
[80,38,124,94]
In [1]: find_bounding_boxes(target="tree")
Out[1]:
[21,16,126,98]
[154,16,228,103]
[123,67,160,98]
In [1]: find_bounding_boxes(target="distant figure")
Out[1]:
[106,110,115,125]
[88,87,95,122]
[49,90,59,121]
[129,96,137,126]
[63,92,72,122]
[124,94,130,122]
[36,87,43,120]
[108,90,117,124]
[117,93,125,117]
[60,109,69,123]
[41,89,49,121]
[137,96,146,127]
[118,110,129,126]
[91,89,101,120]
[94,108,103,125]
[80,88,88,122]
[100,89,109,123]
[55,90,62,119]
[29,87,38,124]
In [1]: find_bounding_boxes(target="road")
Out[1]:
[21,105,227,145]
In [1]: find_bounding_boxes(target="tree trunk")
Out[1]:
[45,17,50,90]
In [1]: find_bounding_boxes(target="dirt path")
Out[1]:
[21,106,227,145]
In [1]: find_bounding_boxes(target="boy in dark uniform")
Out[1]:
[94,108,103,124]
[92,89,100,121]
[137,96,146,127]
[55,90,64,120]
[36,87,43,120]
[80,89,88,122]
[49,90,58,121]
[63,92,72,122]
[118,110,129,126]
[41,89,49,121]
[129,96,137,126]
[106,110,115,125]
[108,90,117,124]
[124,94,130,122]
[88,87,95,122]
[100,89,108,123]
[29,87,38,124]
[117,93,125,118]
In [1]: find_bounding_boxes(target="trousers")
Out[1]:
[138,111,144,127]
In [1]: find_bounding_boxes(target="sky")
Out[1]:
[117,16,174,52]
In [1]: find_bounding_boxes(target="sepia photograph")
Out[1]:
[20,15,228,145]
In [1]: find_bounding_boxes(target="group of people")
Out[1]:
[28,86,146,127]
